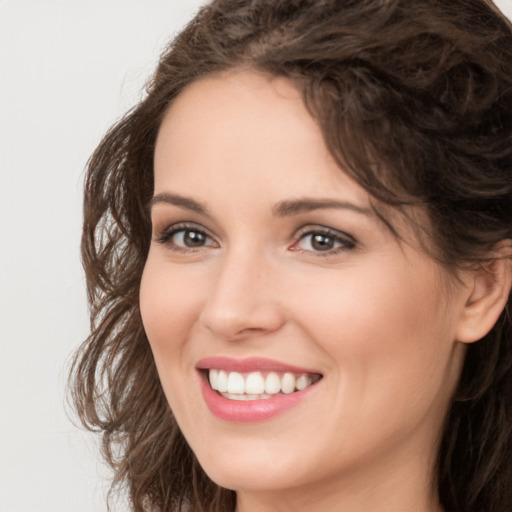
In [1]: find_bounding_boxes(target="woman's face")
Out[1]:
[140,70,471,506]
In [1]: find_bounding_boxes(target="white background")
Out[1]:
[1,1,511,511]
[0,2,206,511]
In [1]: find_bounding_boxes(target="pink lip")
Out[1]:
[196,357,322,423]
[196,356,319,374]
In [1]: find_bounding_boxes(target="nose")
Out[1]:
[199,248,286,341]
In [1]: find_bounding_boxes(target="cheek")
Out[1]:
[139,258,208,427]
[141,255,199,332]
[292,263,458,407]
[291,262,442,346]
[139,258,204,374]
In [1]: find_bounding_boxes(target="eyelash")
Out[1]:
[155,223,356,255]
[291,226,356,255]
[155,222,217,252]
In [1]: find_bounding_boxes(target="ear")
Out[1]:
[456,242,512,344]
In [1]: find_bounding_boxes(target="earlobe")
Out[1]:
[456,243,512,344]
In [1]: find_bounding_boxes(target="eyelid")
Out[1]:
[154,221,218,249]
[153,221,356,255]
[290,225,357,253]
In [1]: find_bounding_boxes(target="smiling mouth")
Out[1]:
[207,369,322,401]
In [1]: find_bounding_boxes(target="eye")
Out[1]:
[156,223,217,251]
[291,227,356,254]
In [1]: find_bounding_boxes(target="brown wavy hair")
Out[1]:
[69,1,512,511]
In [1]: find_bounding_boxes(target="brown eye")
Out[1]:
[157,225,217,250]
[180,229,208,247]
[310,233,336,251]
[294,229,356,254]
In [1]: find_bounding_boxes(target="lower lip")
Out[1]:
[199,373,318,423]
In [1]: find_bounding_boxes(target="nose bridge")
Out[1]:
[200,242,283,340]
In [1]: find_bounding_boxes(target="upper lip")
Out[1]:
[196,356,322,375]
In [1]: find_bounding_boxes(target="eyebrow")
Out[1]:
[149,192,372,218]
[272,198,373,217]
[149,193,211,217]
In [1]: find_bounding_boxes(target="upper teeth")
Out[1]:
[208,369,316,396]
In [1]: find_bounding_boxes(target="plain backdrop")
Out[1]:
[1,1,511,511]
[0,2,206,511]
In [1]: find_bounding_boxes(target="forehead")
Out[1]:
[153,70,370,206]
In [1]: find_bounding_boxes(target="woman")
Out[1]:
[70,0,512,511]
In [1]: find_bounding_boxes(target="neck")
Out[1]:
[236,480,443,512]
[235,439,444,512]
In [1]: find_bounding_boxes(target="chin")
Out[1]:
[194,441,311,493]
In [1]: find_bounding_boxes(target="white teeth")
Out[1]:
[245,372,265,394]
[227,372,245,394]
[265,372,281,394]
[209,369,219,390]
[223,393,272,401]
[296,374,312,390]
[281,372,295,394]
[207,369,318,398]
[217,370,228,392]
